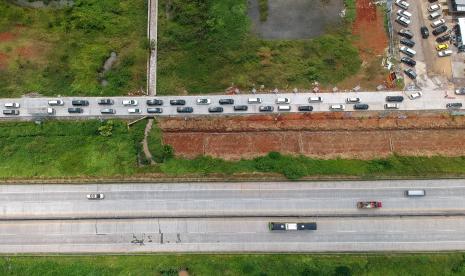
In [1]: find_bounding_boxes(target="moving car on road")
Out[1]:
[100,108,116,114]
[420,26,429,39]
[196,98,211,105]
[98,99,114,105]
[330,104,345,111]
[48,99,64,106]
[259,106,274,112]
[208,106,224,113]
[146,99,163,106]
[87,194,104,200]
[346,97,360,103]
[298,105,313,112]
[170,99,186,105]
[268,222,317,231]
[386,96,404,102]
[385,103,400,109]
[446,103,463,109]
[3,109,19,115]
[353,103,369,110]
[67,107,83,113]
[128,108,141,114]
[4,102,20,108]
[308,96,322,102]
[122,100,138,106]
[71,100,89,106]
[248,97,263,104]
[177,107,194,113]
[357,201,382,209]
[455,88,465,95]
[233,105,248,111]
[147,108,163,114]
[219,99,234,105]
[276,98,291,104]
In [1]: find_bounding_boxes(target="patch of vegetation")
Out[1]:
[258,0,268,22]
[344,0,357,24]
[1,253,465,275]
[0,0,147,97]
[147,120,174,163]
[157,0,361,94]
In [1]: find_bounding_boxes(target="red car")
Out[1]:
[357,201,382,209]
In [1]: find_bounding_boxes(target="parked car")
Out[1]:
[399,46,416,57]
[409,91,423,99]
[128,108,141,114]
[446,102,463,109]
[428,3,440,12]
[67,107,83,113]
[100,108,116,114]
[48,99,64,106]
[4,102,20,108]
[420,26,430,39]
[353,103,369,110]
[170,99,186,105]
[298,105,313,112]
[438,49,453,57]
[385,103,400,109]
[330,104,345,111]
[98,98,114,105]
[177,107,193,113]
[400,38,415,47]
[397,9,412,18]
[276,98,291,104]
[3,109,19,115]
[396,16,411,27]
[196,98,211,105]
[386,96,404,102]
[395,0,409,9]
[219,99,234,105]
[208,106,224,113]
[436,34,451,43]
[147,108,163,114]
[455,88,465,95]
[87,194,104,200]
[432,25,447,36]
[259,106,274,112]
[404,68,417,80]
[146,99,163,106]
[233,105,248,111]
[431,18,445,28]
[399,28,414,39]
[122,100,138,106]
[71,100,89,106]
[346,97,360,103]
[401,56,416,66]
[429,11,441,20]
[436,43,449,51]
[308,96,322,102]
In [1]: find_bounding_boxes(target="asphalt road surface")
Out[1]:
[0,90,464,120]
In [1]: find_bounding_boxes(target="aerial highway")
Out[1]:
[0,90,463,119]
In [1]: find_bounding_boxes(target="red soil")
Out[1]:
[0,32,15,42]
[0,53,8,69]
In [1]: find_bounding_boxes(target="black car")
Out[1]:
[436,34,451,43]
[3,109,19,115]
[146,99,163,106]
[298,105,313,112]
[297,223,317,230]
[432,25,447,36]
[386,96,404,102]
[170,99,186,105]
[353,103,369,110]
[233,105,248,111]
[72,100,89,106]
[177,106,193,113]
[208,106,224,113]
[100,108,116,114]
[259,106,274,112]
[147,108,163,114]
[401,57,416,67]
[398,29,414,39]
[269,223,286,230]
[404,68,417,80]
[420,26,429,39]
[98,98,114,105]
[219,99,234,105]
[68,107,83,113]
[400,38,415,47]
[446,103,463,109]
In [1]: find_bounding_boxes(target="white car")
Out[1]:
[409,92,423,100]
[397,9,412,18]
[438,49,453,57]
[396,16,411,26]
[128,108,141,113]
[87,193,104,200]
[431,19,445,28]
[196,98,211,105]
[276,98,290,104]
[346,97,360,103]
[429,11,441,20]
[330,104,345,111]
[385,103,400,109]
[4,102,20,108]
[428,3,440,12]
[48,100,64,106]
[308,96,322,102]
[122,100,138,106]
[395,0,409,9]
[47,108,55,115]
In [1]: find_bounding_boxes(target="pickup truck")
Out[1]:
[269,222,317,231]
[357,201,382,209]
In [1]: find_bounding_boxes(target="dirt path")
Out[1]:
[142,119,155,164]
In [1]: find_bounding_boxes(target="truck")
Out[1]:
[357,201,382,209]
[28,107,55,116]
[268,222,317,231]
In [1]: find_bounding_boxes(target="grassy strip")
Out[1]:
[344,0,357,24]
[1,253,465,275]
[258,0,269,22]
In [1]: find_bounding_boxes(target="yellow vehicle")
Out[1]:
[436,44,449,51]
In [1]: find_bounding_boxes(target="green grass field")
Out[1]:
[0,0,147,97]
[1,253,464,275]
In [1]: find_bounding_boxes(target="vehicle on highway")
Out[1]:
[404,68,417,80]
[67,107,83,113]
[353,103,369,110]
[3,109,19,115]
[436,43,449,51]
[330,104,345,111]
[346,97,360,103]
[401,56,416,67]
[100,108,116,114]
[233,105,248,111]
[71,100,89,106]
[406,190,426,197]
[385,103,400,109]
[268,222,317,231]
[208,106,223,113]
[446,102,463,109]
[276,98,291,104]
[277,105,291,111]
[248,97,263,104]
[395,0,409,9]
[87,193,104,200]
[177,106,194,113]
[436,34,450,43]
[147,108,163,114]
[146,99,163,106]
[428,3,440,12]
[386,96,404,102]
[170,99,186,105]
[438,49,453,57]
[400,38,415,47]
[197,98,211,105]
[219,99,234,105]
[420,26,429,39]
[259,105,274,112]
[396,16,411,27]
[48,99,64,106]
[98,99,114,105]
[429,11,441,20]
[308,96,322,102]
[128,108,141,114]
[357,201,382,209]
[431,19,445,28]
[397,9,412,18]
[122,100,138,106]
[409,91,422,100]
[455,88,465,95]
[432,25,447,36]
[399,28,414,39]
[298,105,313,112]
[399,46,416,57]
[4,102,20,108]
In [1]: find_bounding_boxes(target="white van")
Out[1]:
[406,190,426,197]
[248,97,263,104]
[277,105,291,111]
